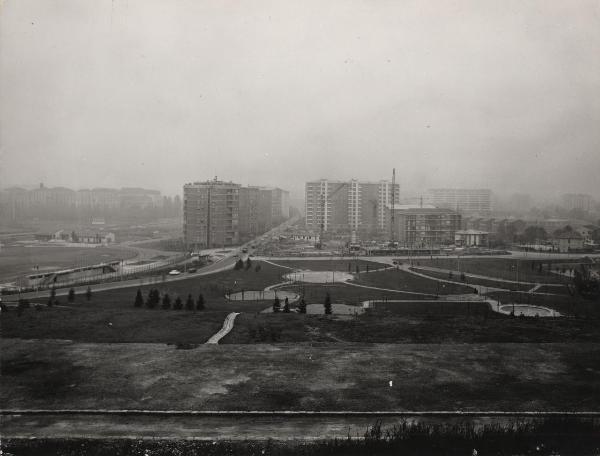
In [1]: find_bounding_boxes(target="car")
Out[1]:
[187,268,197,273]
[168,269,181,275]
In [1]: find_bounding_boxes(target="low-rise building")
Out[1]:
[552,232,585,253]
[455,229,489,247]
[386,204,461,248]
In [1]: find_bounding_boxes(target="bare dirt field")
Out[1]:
[1,339,599,412]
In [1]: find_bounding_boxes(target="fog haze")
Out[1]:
[1,0,599,201]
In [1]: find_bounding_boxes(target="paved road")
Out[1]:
[206,312,240,344]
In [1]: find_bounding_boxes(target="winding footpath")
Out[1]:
[206,312,240,344]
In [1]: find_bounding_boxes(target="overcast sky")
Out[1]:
[1,0,599,202]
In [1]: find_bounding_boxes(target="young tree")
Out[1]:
[68,288,75,303]
[299,298,307,314]
[85,286,92,301]
[185,294,195,310]
[146,289,160,309]
[355,265,359,274]
[283,297,290,313]
[161,293,171,309]
[255,264,261,272]
[197,293,205,310]
[460,272,466,282]
[134,289,144,308]
[245,257,252,270]
[324,292,332,315]
[48,287,56,307]
[272,296,281,313]
[234,259,244,270]
[174,296,183,310]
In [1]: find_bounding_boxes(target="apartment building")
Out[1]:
[428,188,492,215]
[305,178,399,236]
[183,180,240,249]
[386,204,461,247]
[184,181,291,249]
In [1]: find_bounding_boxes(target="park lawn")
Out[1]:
[0,245,138,283]
[223,310,600,344]
[265,259,387,272]
[26,260,288,311]
[0,305,230,344]
[2,339,599,412]
[410,268,533,292]
[485,291,600,318]
[279,283,436,307]
[415,258,584,284]
[351,269,475,295]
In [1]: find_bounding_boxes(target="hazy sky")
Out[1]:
[1,0,599,201]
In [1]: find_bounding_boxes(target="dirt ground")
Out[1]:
[2,340,599,412]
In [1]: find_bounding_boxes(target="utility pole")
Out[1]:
[206,185,211,249]
[391,168,395,246]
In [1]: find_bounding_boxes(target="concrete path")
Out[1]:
[206,312,240,344]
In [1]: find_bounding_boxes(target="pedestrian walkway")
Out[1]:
[206,312,240,344]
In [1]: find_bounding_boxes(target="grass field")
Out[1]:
[0,245,138,283]
[415,257,581,284]
[280,282,436,306]
[0,305,230,344]
[351,268,475,295]
[2,339,599,412]
[410,267,534,291]
[223,310,600,344]
[486,291,600,318]
[24,260,288,310]
[266,259,387,272]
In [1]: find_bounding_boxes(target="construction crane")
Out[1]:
[317,182,348,249]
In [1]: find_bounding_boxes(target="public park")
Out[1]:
[2,243,600,455]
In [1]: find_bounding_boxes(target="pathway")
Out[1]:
[206,312,240,344]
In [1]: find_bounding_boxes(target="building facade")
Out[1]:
[428,188,492,215]
[562,193,593,212]
[184,181,291,249]
[305,178,400,236]
[183,180,240,249]
[386,205,461,247]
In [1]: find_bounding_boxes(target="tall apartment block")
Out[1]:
[184,180,290,248]
[561,193,593,212]
[305,179,400,236]
[183,180,240,249]
[428,188,492,215]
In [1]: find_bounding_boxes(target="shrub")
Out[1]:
[85,286,92,301]
[134,289,144,308]
[255,264,261,272]
[324,292,332,314]
[197,293,205,310]
[162,293,171,310]
[299,298,307,314]
[283,297,290,313]
[273,296,281,313]
[245,257,252,270]
[68,288,75,302]
[174,296,183,310]
[185,294,194,310]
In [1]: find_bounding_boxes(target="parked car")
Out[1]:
[168,269,181,275]
[187,268,197,273]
